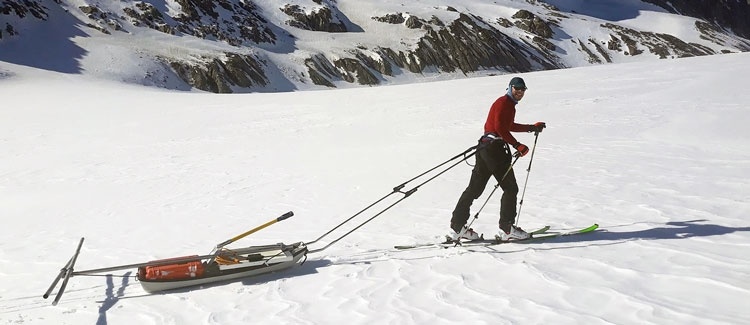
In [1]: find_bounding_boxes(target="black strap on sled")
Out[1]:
[306,144,478,254]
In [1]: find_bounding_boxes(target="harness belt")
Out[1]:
[480,133,501,143]
[479,132,511,154]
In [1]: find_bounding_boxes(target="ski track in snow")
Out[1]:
[1,53,750,324]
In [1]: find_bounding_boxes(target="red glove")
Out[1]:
[514,143,529,157]
[530,122,546,133]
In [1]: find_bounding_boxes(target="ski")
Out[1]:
[440,223,599,248]
[394,225,551,250]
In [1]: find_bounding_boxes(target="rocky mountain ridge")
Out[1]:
[2,0,749,93]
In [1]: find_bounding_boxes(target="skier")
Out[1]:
[448,77,546,242]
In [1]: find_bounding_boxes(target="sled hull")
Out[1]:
[138,242,308,293]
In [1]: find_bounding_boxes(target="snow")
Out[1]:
[1,50,750,324]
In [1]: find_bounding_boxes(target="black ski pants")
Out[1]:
[451,140,518,231]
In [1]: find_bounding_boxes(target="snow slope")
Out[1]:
[1,52,749,324]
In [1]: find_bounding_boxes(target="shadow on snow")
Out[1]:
[490,219,750,251]
[92,259,331,324]
[96,272,131,325]
[74,220,750,321]
[582,219,750,242]
[543,0,669,22]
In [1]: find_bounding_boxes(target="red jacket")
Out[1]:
[484,94,532,147]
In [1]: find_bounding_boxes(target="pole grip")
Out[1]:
[277,211,294,221]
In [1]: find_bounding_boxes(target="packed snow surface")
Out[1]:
[1,52,749,324]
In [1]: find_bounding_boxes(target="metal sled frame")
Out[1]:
[44,212,306,304]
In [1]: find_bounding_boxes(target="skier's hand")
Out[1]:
[530,122,546,133]
[514,143,529,157]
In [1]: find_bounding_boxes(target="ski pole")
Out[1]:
[213,211,294,252]
[515,131,541,226]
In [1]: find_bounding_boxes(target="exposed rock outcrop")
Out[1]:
[589,38,613,63]
[404,16,423,29]
[372,13,405,24]
[78,5,124,34]
[0,0,48,38]
[371,13,424,29]
[304,54,336,88]
[0,0,47,20]
[512,10,553,38]
[281,4,347,32]
[123,2,173,34]
[602,23,715,58]
[578,39,602,64]
[333,57,379,85]
[169,0,277,46]
[380,13,555,75]
[642,0,750,39]
[168,53,268,93]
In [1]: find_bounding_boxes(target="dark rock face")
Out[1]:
[168,53,268,93]
[497,17,513,28]
[405,14,554,73]
[303,10,561,87]
[642,0,750,39]
[404,16,423,29]
[695,20,750,50]
[333,58,379,84]
[512,10,553,38]
[305,54,336,88]
[373,13,405,24]
[123,2,173,34]
[0,1,48,20]
[588,38,612,63]
[578,39,602,63]
[281,4,347,32]
[603,23,716,58]
[408,13,550,73]
[0,0,48,39]
[77,5,124,35]
[302,51,385,86]
[371,13,423,29]
[63,0,280,46]
[170,0,277,46]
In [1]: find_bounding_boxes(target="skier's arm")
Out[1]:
[498,109,522,146]
[510,123,534,133]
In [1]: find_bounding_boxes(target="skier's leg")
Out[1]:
[487,145,519,228]
[451,155,491,231]
[498,168,519,228]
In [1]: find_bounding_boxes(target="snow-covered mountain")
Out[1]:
[1,0,749,93]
